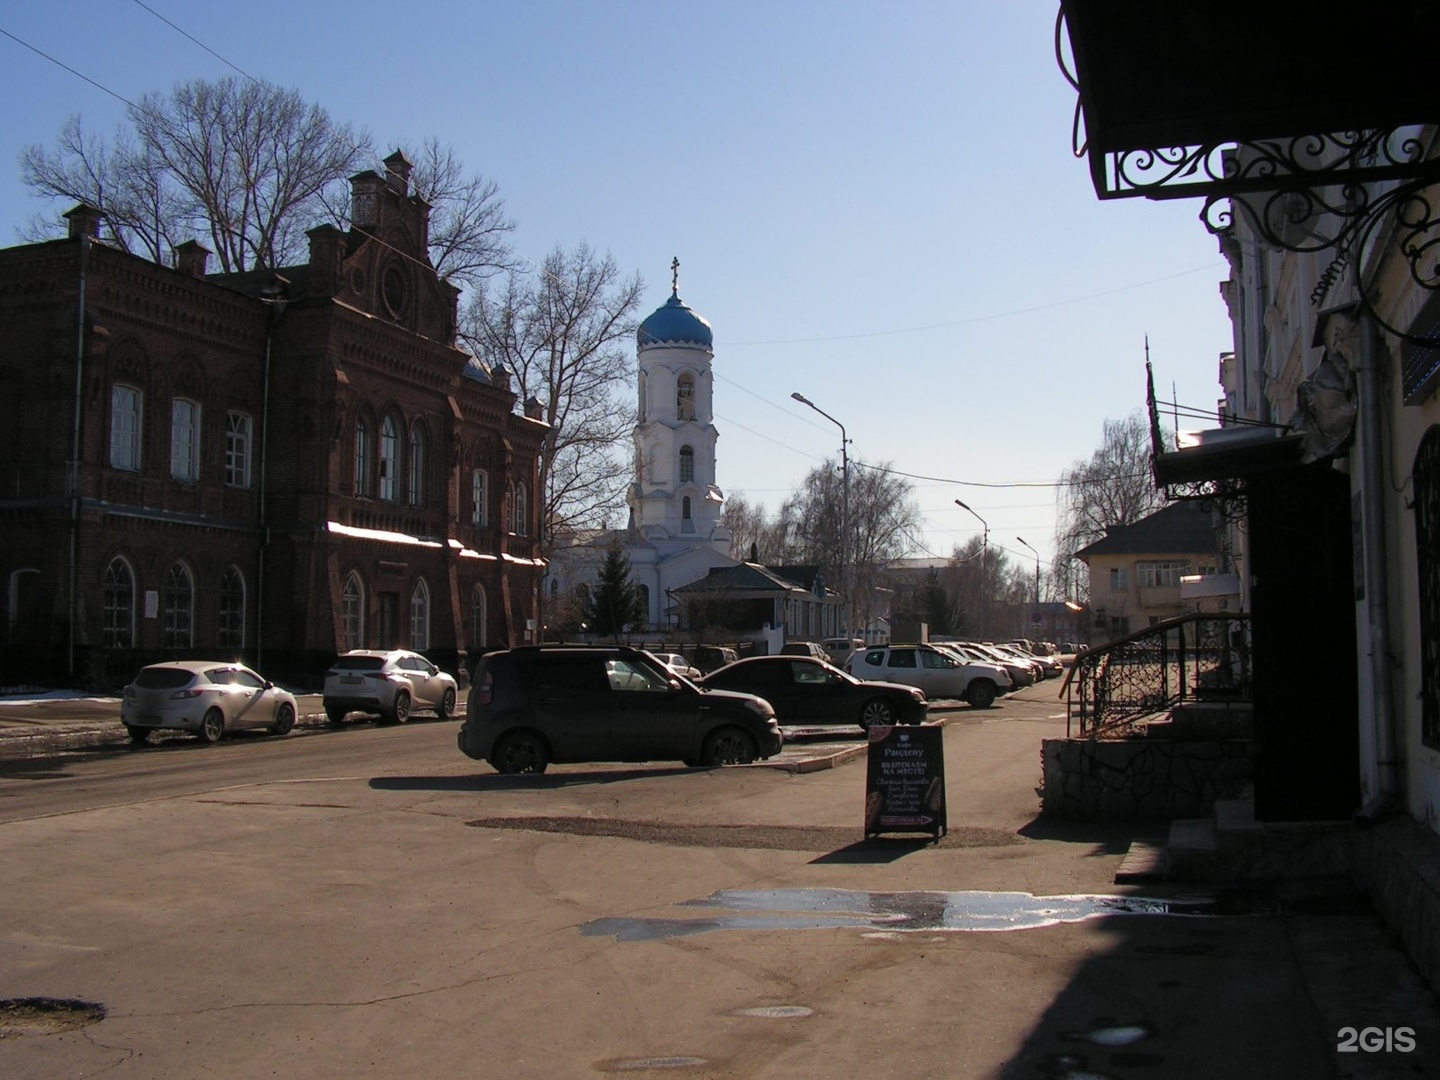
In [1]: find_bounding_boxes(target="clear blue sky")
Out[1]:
[0,1,1234,580]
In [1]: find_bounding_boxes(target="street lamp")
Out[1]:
[954,499,988,638]
[1016,536,1041,609]
[791,392,849,635]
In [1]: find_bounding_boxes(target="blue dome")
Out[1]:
[638,293,712,349]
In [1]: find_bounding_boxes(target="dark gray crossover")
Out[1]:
[458,645,783,774]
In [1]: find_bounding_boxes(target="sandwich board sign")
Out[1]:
[863,722,946,841]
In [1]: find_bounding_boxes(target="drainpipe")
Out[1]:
[256,283,287,670]
[67,233,90,681]
[1355,310,1400,816]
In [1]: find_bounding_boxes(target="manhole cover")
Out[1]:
[0,998,106,1037]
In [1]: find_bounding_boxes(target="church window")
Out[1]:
[679,445,694,483]
[681,495,694,533]
[408,426,426,507]
[354,416,371,496]
[379,416,399,501]
[637,372,647,422]
[677,373,695,421]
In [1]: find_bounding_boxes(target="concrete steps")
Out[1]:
[1116,792,1350,884]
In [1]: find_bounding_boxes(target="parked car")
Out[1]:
[458,645,782,774]
[1006,641,1064,678]
[693,645,740,674]
[823,637,865,666]
[700,655,927,730]
[121,661,298,744]
[651,651,702,680]
[778,641,828,661]
[323,650,458,724]
[846,643,1011,708]
[940,641,1035,688]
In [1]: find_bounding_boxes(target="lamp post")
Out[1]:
[1016,536,1041,622]
[791,392,848,635]
[954,499,988,639]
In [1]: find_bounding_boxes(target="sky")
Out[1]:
[0,1,1236,582]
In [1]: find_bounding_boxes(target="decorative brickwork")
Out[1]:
[0,164,546,690]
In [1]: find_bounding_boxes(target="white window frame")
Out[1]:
[163,562,194,648]
[354,417,370,496]
[472,469,488,525]
[225,412,252,488]
[1109,567,1128,591]
[408,426,425,507]
[170,398,200,481]
[379,415,399,501]
[342,572,365,650]
[410,578,430,650]
[110,385,142,471]
[219,565,245,649]
[103,557,135,648]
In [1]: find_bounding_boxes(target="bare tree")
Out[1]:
[401,137,518,288]
[721,491,787,563]
[19,116,186,259]
[1053,411,1169,599]
[460,244,644,552]
[776,459,920,629]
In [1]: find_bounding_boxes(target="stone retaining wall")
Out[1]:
[1042,737,1255,820]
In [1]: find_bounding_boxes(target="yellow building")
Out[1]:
[1075,502,1222,644]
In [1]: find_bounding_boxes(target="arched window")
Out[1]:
[103,557,135,648]
[379,415,399,501]
[471,469,488,525]
[637,372,647,422]
[225,412,252,488]
[410,578,430,650]
[408,425,426,507]
[470,583,488,648]
[509,481,528,536]
[679,445,695,483]
[681,495,693,532]
[219,565,245,649]
[677,373,695,421]
[163,562,194,648]
[353,416,370,496]
[342,572,365,650]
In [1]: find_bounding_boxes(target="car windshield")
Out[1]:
[331,656,386,672]
[132,666,198,689]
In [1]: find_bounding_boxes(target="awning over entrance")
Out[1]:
[1152,427,1306,488]
[1060,0,1439,203]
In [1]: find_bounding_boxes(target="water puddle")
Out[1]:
[582,887,1260,941]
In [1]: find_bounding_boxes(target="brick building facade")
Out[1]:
[0,152,546,689]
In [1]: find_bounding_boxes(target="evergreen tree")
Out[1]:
[587,543,647,638]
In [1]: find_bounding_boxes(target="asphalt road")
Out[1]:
[1,686,1436,1079]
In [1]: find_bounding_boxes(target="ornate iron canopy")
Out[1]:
[1058,1,1440,296]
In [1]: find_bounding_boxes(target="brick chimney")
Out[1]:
[307,224,345,297]
[384,150,413,196]
[173,240,211,277]
[63,203,102,240]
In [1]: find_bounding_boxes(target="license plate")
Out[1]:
[343,676,363,684]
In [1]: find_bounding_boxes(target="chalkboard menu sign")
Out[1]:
[864,722,946,841]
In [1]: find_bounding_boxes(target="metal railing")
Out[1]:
[1061,613,1252,737]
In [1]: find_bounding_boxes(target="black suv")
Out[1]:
[458,646,783,774]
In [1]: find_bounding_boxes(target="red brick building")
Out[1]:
[0,152,546,689]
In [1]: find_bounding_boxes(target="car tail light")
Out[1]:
[169,688,204,700]
[476,670,493,707]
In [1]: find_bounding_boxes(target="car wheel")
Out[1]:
[124,724,151,745]
[701,727,757,766]
[490,730,549,775]
[438,687,456,719]
[966,680,997,709]
[197,707,225,744]
[325,706,348,725]
[390,691,411,724]
[859,698,896,730]
[269,703,296,737]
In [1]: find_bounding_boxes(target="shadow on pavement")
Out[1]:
[369,765,697,791]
